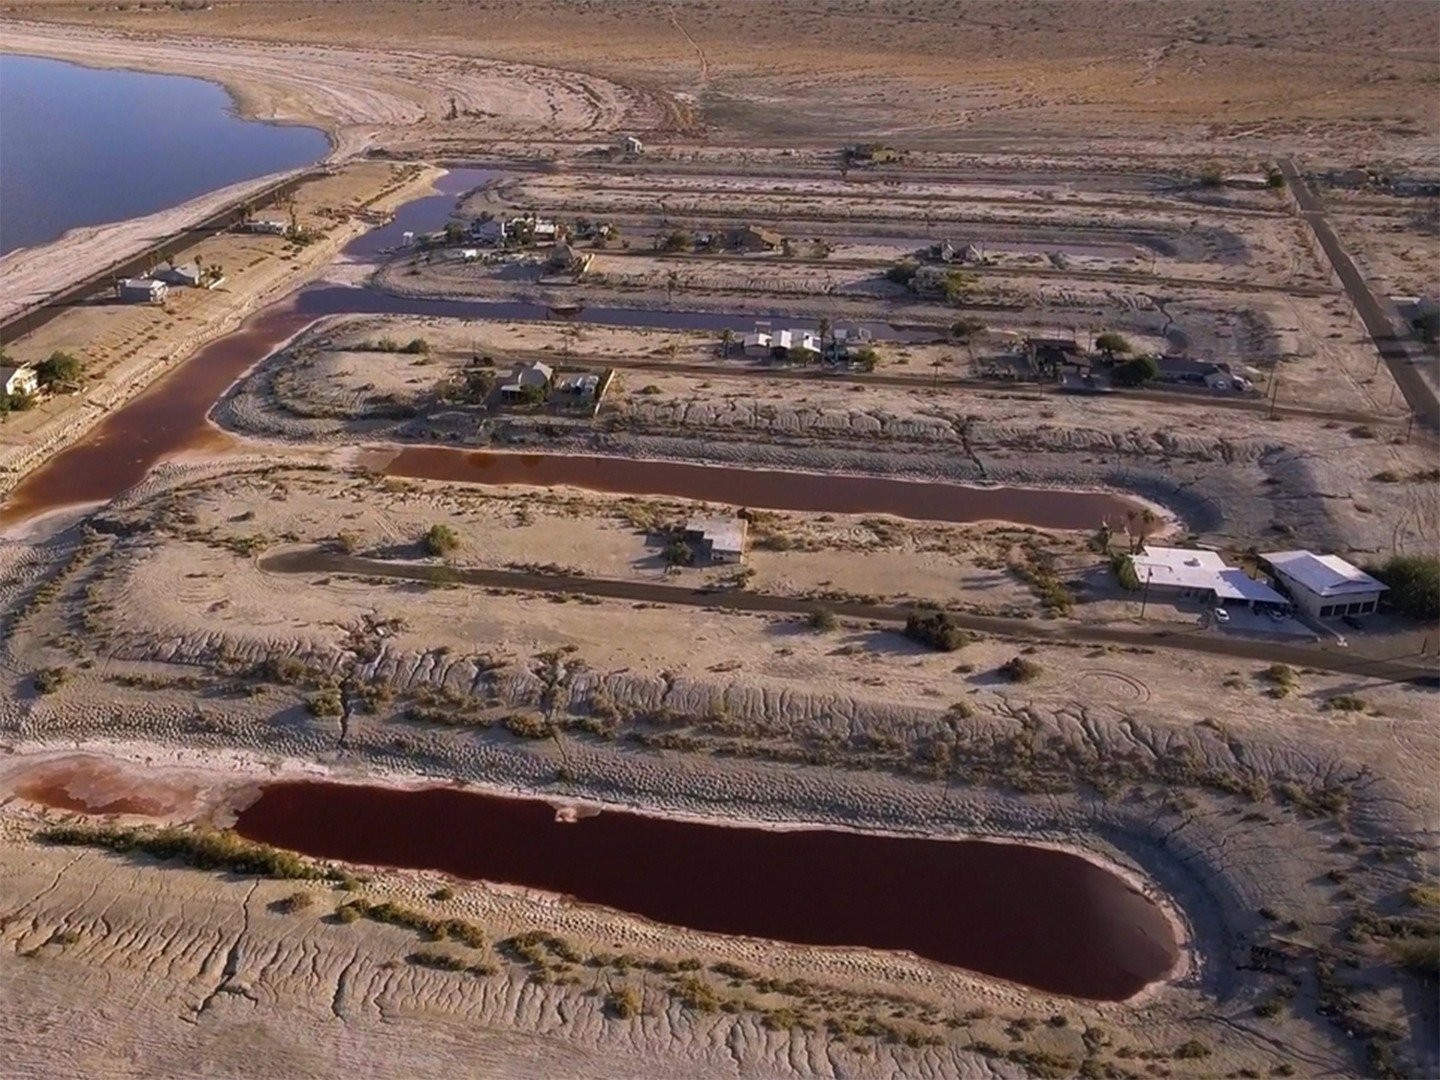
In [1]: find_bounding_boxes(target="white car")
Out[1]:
[1212,608,1230,624]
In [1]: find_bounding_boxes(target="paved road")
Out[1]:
[261,548,1439,686]
[1278,159,1439,430]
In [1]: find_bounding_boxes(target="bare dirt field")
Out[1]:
[1,4,1437,1079]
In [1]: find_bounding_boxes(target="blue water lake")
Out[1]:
[0,54,329,254]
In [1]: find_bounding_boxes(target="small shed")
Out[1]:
[729,226,782,253]
[620,135,644,155]
[245,218,289,235]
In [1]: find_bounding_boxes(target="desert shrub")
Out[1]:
[504,712,553,738]
[1390,937,1440,977]
[401,338,430,354]
[805,607,838,632]
[423,524,460,556]
[1368,554,1439,620]
[998,656,1043,683]
[306,685,344,717]
[673,975,721,1012]
[903,610,972,651]
[605,986,643,1018]
[1372,469,1402,483]
[408,949,467,971]
[1348,424,1377,439]
[32,667,70,694]
[271,891,316,914]
[430,887,456,902]
[1094,332,1132,357]
[1174,1039,1211,1059]
[39,824,323,880]
[885,261,918,286]
[1261,663,1297,688]
[1326,695,1366,712]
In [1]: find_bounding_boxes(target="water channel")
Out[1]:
[0,54,328,255]
[234,779,1180,1001]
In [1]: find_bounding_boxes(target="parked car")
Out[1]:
[1213,608,1230,624]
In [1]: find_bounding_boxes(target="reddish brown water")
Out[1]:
[385,447,1136,529]
[235,780,1180,1001]
[0,300,314,522]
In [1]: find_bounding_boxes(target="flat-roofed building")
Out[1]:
[1260,551,1387,620]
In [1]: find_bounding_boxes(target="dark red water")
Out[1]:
[235,780,1179,1000]
[386,447,1137,529]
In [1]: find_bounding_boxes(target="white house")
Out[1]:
[1260,551,1387,620]
[116,278,168,304]
[244,218,289,235]
[742,331,772,357]
[1130,546,1287,609]
[154,263,204,288]
[684,517,747,564]
[620,135,644,155]
[0,364,39,397]
[499,361,554,402]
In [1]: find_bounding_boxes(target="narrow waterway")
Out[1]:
[383,448,1136,529]
[234,779,1180,1001]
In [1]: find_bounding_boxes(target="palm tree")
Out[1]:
[665,269,680,306]
[817,316,832,357]
[720,328,735,358]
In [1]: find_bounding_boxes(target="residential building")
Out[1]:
[499,361,554,402]
[741,331,772,357]
[244,218,289,235]
[115,278,168,304]
[620,135,644,155]
[546,242,592,275]
[0,364,39,397]
[684,517,748,564]
[154,263,204,288]
[1130,546,1287,610]
[1260,551,1388,620]
[555,372,600,402]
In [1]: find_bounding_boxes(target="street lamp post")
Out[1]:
[1139,568,1153,620]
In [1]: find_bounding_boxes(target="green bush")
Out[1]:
[903,610,972,651]
[1111,354,1160,387]
[306,685,344,717]
[35,350,82,387]
[1368,554,1439,620]
[423,524,460,556]
[885,261,918,286]
[1110,552,1140,591]
[401,338,430,354]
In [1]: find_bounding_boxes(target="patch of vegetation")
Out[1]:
[1368,554,1439,620]
[503,712,553,738]
[1326,694,1367,712]
[38,824,327,880]
[884,260,919,286]
[32,666,70,695]
[271,891,316,914]
[1110,354,1160,387]
[423,524,461,556]
[805,606,838,632]
[605,985,643,1018]
[997,656,1043,683]
[1174,1039,1211,1059]
[35,350,83,388]
[1110,551,1140,591]
[306,684,344,717]
[1010,562,1073,615]
[335,898,487,948]
[903,609,972,651]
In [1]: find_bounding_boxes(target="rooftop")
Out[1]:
[685,516,747,555]
[1261,551,1388,598]
[1133,546,1286,604]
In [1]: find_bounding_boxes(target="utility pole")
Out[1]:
[1268,368,1281,419]
[1139,568,1153,620]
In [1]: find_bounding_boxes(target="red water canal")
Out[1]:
[235,780,1180,1001]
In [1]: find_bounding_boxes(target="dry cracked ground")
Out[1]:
[0,461,1437,1077]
